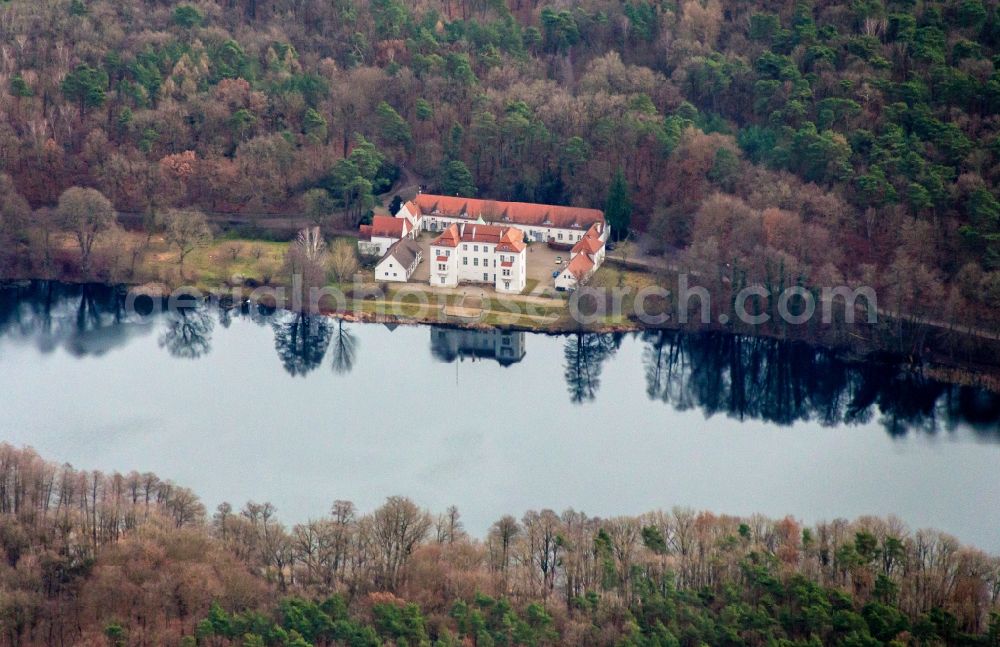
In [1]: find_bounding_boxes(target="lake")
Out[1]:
[1,281,999,550]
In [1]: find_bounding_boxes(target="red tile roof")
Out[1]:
[460,224,505,244]
[433,223,527,252]
[431,224,461,248]
[566,252,595,279]
[367,215,408,239]
[572,236,604,256]
[358,224,373,240]
[402,200,420,216]
[496,227,526,253]
[501,261,514,268]
[413,194,604,230]
[436,255,449,262]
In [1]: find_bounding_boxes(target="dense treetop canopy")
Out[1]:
[3,0,1000,328]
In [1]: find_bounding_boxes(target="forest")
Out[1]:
[0,443,1000,646]
[2,0,1000,341]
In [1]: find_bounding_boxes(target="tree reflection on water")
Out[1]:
[0,281,997,437]
[640,329,1000,436]
[272,311,333,377]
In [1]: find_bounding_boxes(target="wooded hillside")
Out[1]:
[2,0,1000,334]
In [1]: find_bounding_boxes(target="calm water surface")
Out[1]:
[1,282,999,550]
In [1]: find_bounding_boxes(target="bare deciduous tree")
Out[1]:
[372,496,432,590]
[329,238,359,283]
[284,226,329,292]
[56,187,118,276]
[162,208,213,274]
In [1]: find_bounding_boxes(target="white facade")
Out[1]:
[359,235,398,257]
[430,245,459,287]
[420,214,607,246]
[375,242,422,282]
[429,224,526,294]
[555,263,589,290]
[397,202,423,231]
[358,215,413,256]
[494,249,526,294]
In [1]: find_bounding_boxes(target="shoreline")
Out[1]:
[6,274,1000,393]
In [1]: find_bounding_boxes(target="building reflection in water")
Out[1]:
[2,282,998,436]
[430,327,526,366]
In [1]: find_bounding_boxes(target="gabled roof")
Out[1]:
[401,200,420,217]
[496,227,526,253]
[413,194,604,230]
[367,215,408,239]
[379,238,421,269]
[572,235,604,256]
[431,224,461,248]
[566,252,595,279]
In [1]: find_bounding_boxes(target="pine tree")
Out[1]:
[605,167,632,241]
[440,160,476,197]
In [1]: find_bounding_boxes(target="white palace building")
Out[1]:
[358,193,610,292]
[429,222,527,293]
[397,194,609,246]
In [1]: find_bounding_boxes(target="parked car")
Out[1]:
[551,270,560,278]
[555,256,563,265]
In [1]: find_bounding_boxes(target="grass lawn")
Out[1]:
[522,278,540,294]
[587,265,673,326]
[138,236,288,289]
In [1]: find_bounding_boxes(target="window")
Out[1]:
[440,277,445,284]
[474,258,479,266]
[438,264,447,271]
[474,245,479,252]
[463,257,468,265]
[504,281,510,290]
[392,273,397,277]
[483,273,489,281]
[558,233,563,240]
[503,269,510,276]
[463,244,468,250]
[445,250,451,257]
